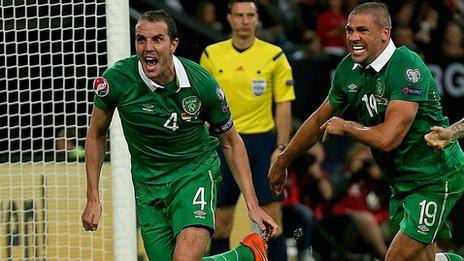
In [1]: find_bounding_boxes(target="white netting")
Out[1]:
[0,1,114,260]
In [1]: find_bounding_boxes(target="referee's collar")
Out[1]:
[352,40,396,72]
[138,55,191,92]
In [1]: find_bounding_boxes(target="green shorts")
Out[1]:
[389,168,464,244]
[133,155,221,260]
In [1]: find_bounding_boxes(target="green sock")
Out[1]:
[436,252,464,261]
[203,243,254,260]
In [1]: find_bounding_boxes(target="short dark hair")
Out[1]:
[350,2,392,28]
[137,10,178,40]
[227,0,258,13]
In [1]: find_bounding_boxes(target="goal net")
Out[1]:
[0,1,134,260]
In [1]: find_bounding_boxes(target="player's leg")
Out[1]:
[386,231,436,261]
[175,226,211,260]
[387,176,463,261]
[209,149,241,254]
[134,182,176,260]
[171,154,223,259]
[204,232,267,261]
[245,132,287,260]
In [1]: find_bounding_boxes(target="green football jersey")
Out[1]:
[93,55,232,184]
[329,44,464,182]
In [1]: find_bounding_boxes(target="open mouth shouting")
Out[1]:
[143,56,159,71]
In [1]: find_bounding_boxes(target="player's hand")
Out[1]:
[82,199,102,231]
[424,126,453,151]
[248,205,279,240]
[268,159,288,196]
[321,116,346,142]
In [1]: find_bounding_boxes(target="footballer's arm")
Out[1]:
[217,126,279,237]
[82,106,114,231]
[322,100,418,152]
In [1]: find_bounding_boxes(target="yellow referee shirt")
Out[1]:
[200,38,295,134]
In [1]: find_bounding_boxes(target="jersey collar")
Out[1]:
[352,40,396,72]
[138,55,191,92]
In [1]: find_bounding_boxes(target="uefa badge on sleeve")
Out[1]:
[93,76,109,97]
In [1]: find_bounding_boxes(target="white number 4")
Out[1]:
[193,187,206,210]
[164,112,179,131]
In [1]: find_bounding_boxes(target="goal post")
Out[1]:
[105,0,138,260]
[0,1,136,260]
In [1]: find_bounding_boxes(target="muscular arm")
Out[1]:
[323,100,418,152]
[450,118,464,140]
[82,106,113,231]
[218,126,279,236]
[218,126,258,209]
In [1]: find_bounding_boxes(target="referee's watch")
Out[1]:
[276,143,287,151]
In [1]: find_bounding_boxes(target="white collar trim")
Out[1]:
[352,40,396,72]
[138,55,191,91]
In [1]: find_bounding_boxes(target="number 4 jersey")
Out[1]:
[93,55,232,184]
[328,41,464,184]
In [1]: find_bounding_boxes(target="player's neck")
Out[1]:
[231,35,255,50]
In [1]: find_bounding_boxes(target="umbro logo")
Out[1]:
[194,210,206,219]
[348,83,358,93]
[141,104,154,112]
[417,225,429,235]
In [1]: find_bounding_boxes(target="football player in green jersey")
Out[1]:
[268,2,464,261]
[81,10,278,261]
[425,117,464,151]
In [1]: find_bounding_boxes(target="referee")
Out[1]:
[200,1,295,260]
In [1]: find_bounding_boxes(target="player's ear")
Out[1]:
[170,37,179,54]
[382,27,390,42]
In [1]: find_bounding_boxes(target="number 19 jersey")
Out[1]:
[328,45,464,183]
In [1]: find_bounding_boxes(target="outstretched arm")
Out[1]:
[81,106,113,231]
[424,117,464,150]
[218,126,279,238]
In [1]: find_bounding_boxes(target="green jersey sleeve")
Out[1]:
[93,60,129,111]
[386,48,431,102]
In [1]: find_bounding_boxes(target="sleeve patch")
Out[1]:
[404,68,421,83]
[285,79,294,86]
[402,86,422,96]
[93,76,110,97]
[211,118,233,135]
[216,86,225,100]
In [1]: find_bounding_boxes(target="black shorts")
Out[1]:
[217,131,284,207]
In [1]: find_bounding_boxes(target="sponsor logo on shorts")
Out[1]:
[194,210,206,219]
[417,224,429,235]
